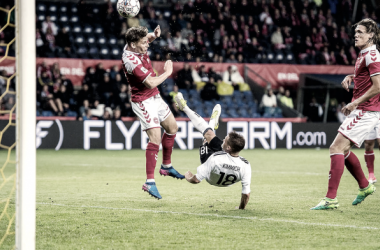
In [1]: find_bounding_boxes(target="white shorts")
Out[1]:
[338,110,380,147]
[132,94,171,131]
[365,119,380,140]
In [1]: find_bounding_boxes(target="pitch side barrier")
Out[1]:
[0,120,339,150]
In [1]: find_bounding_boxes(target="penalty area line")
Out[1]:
[37,202,379,230]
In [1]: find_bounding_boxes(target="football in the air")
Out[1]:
[117,0,140,18]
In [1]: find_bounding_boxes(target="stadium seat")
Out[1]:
[99,46,110,59]
[164,11,171,19]
[74,35,85,45]
[108,35,117,46]
[276,53,285,63]
[42,111,54,117]
[37,14,45,22]
[97,36,107,46]
[94,25,103,35]
[66,111,78,117]
[70,15,79,23]
[238,109,249,117]
[111,48,121,59]
[49,15,57,22]
[59,5,68,14]
[83,24,93,34]
[86,36,96,46]
[75,45,87,58]
[48,4,58,13]
[88,47,99,59]
[59,15,69,24]
[69,4,78,14]
[62,24,71,33]
[37,4,46,12]
[72,24,82,34]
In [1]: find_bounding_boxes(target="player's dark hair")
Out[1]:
[353,18,380,50]
[125,26,148,46]
[227,131,245,154]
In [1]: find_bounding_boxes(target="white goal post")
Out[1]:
[15,0,36,249]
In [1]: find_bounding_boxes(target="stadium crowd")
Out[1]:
[0,0,377,121]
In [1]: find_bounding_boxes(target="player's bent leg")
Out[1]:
[209,104,221,130]
[352,183,376,205]
[203,129,217,144]
[159,113,184,180]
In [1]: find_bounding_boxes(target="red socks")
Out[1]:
[345,151,369,189]
[146,142,159,179]
[364,150,375,178]
[326,154,345,199]
[162,133,176,165]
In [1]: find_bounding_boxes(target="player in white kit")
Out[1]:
[174,92,251,209]
[312,18,380,210]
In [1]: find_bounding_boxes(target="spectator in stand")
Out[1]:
[55,27,71,54]
[113,108,122,120]
[37,61,51,79]
[306,97,323,122]
[181,22,194,40]
[50,63,61,82]
[173,31,183,52]
[176,63,194,91]
[109,65,119,80]
[61,74,74,97]
[45,28,56,53]
[271,26,286,50]
[348,46,357,65]
[78,99,90,120]
[276,86,285,99]
[261,89,277,109]
[77,84,92,107]
[4,96,14,111]
[200,77,219,101]
[198,65,209,83]
[36,28,46,57]
[336,48,349,65]
[208,67,222,83]
[38,85,61,115]
[156,14,169,36]
[55,84,71,115]
[41,16,58,36]
[37,71,54,94]
[326,98,338,122]
[223,65,244,90]
[226,54,238,63]
[169,15,181,35]
[95,63,106,81]
[280,89,294,109]
[102,107,113,120]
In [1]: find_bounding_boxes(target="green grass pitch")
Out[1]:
[1,148,380,249]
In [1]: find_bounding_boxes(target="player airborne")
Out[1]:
[175,93,251,209]
[122,25,184,200]
[311,18,380,210]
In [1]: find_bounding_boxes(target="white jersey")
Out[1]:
[195,151,251,194]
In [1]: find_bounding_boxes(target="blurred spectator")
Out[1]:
[200,77,219,101]
[277,86,285,99]
[176,63,194,90]
[198,65,209,83]
[223,65,244,90]
[38,85,60,115]
[37,61,51,79]
[280,90,294,109]
[208,67,222,82]
[50,63,61,82]
[79,99,90,119]
[36,28,46,56]
[37,71,53,93]
[55,84,71,114]
[77,84,92,106]
[271,26,286,50]
[327,98,339,122]
[261,89,277,108]
[45,28,56,53]
[102,107,113,120]
[55,27,71,54]
[41,16,58,35]
[306,97,323,122]
[113,108,122,120]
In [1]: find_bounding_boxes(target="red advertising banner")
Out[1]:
[245,64,353,89]
[0,56,354,89]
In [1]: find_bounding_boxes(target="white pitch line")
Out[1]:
[37,202,379,230]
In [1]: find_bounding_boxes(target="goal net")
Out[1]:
[0,0,36,249]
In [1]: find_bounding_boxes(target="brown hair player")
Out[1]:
[121,25,184,200]
[312,18,380,210]
[175,92,251,210]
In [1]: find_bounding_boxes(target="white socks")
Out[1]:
[183,106,210,134]
[161,164,172,168]
[146,179,155,183]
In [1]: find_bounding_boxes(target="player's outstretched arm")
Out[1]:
[238,193,250,209]
[143,60,173,89]
[146,25,161,43]
[342,74,380,115]
[185,171,200,184]
[341,74,354,92]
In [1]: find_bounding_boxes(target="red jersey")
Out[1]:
[353,45,380,111]
[121,45,158,102]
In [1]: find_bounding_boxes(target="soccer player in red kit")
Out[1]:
[122,25,184,200]
[311,18,380,210]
